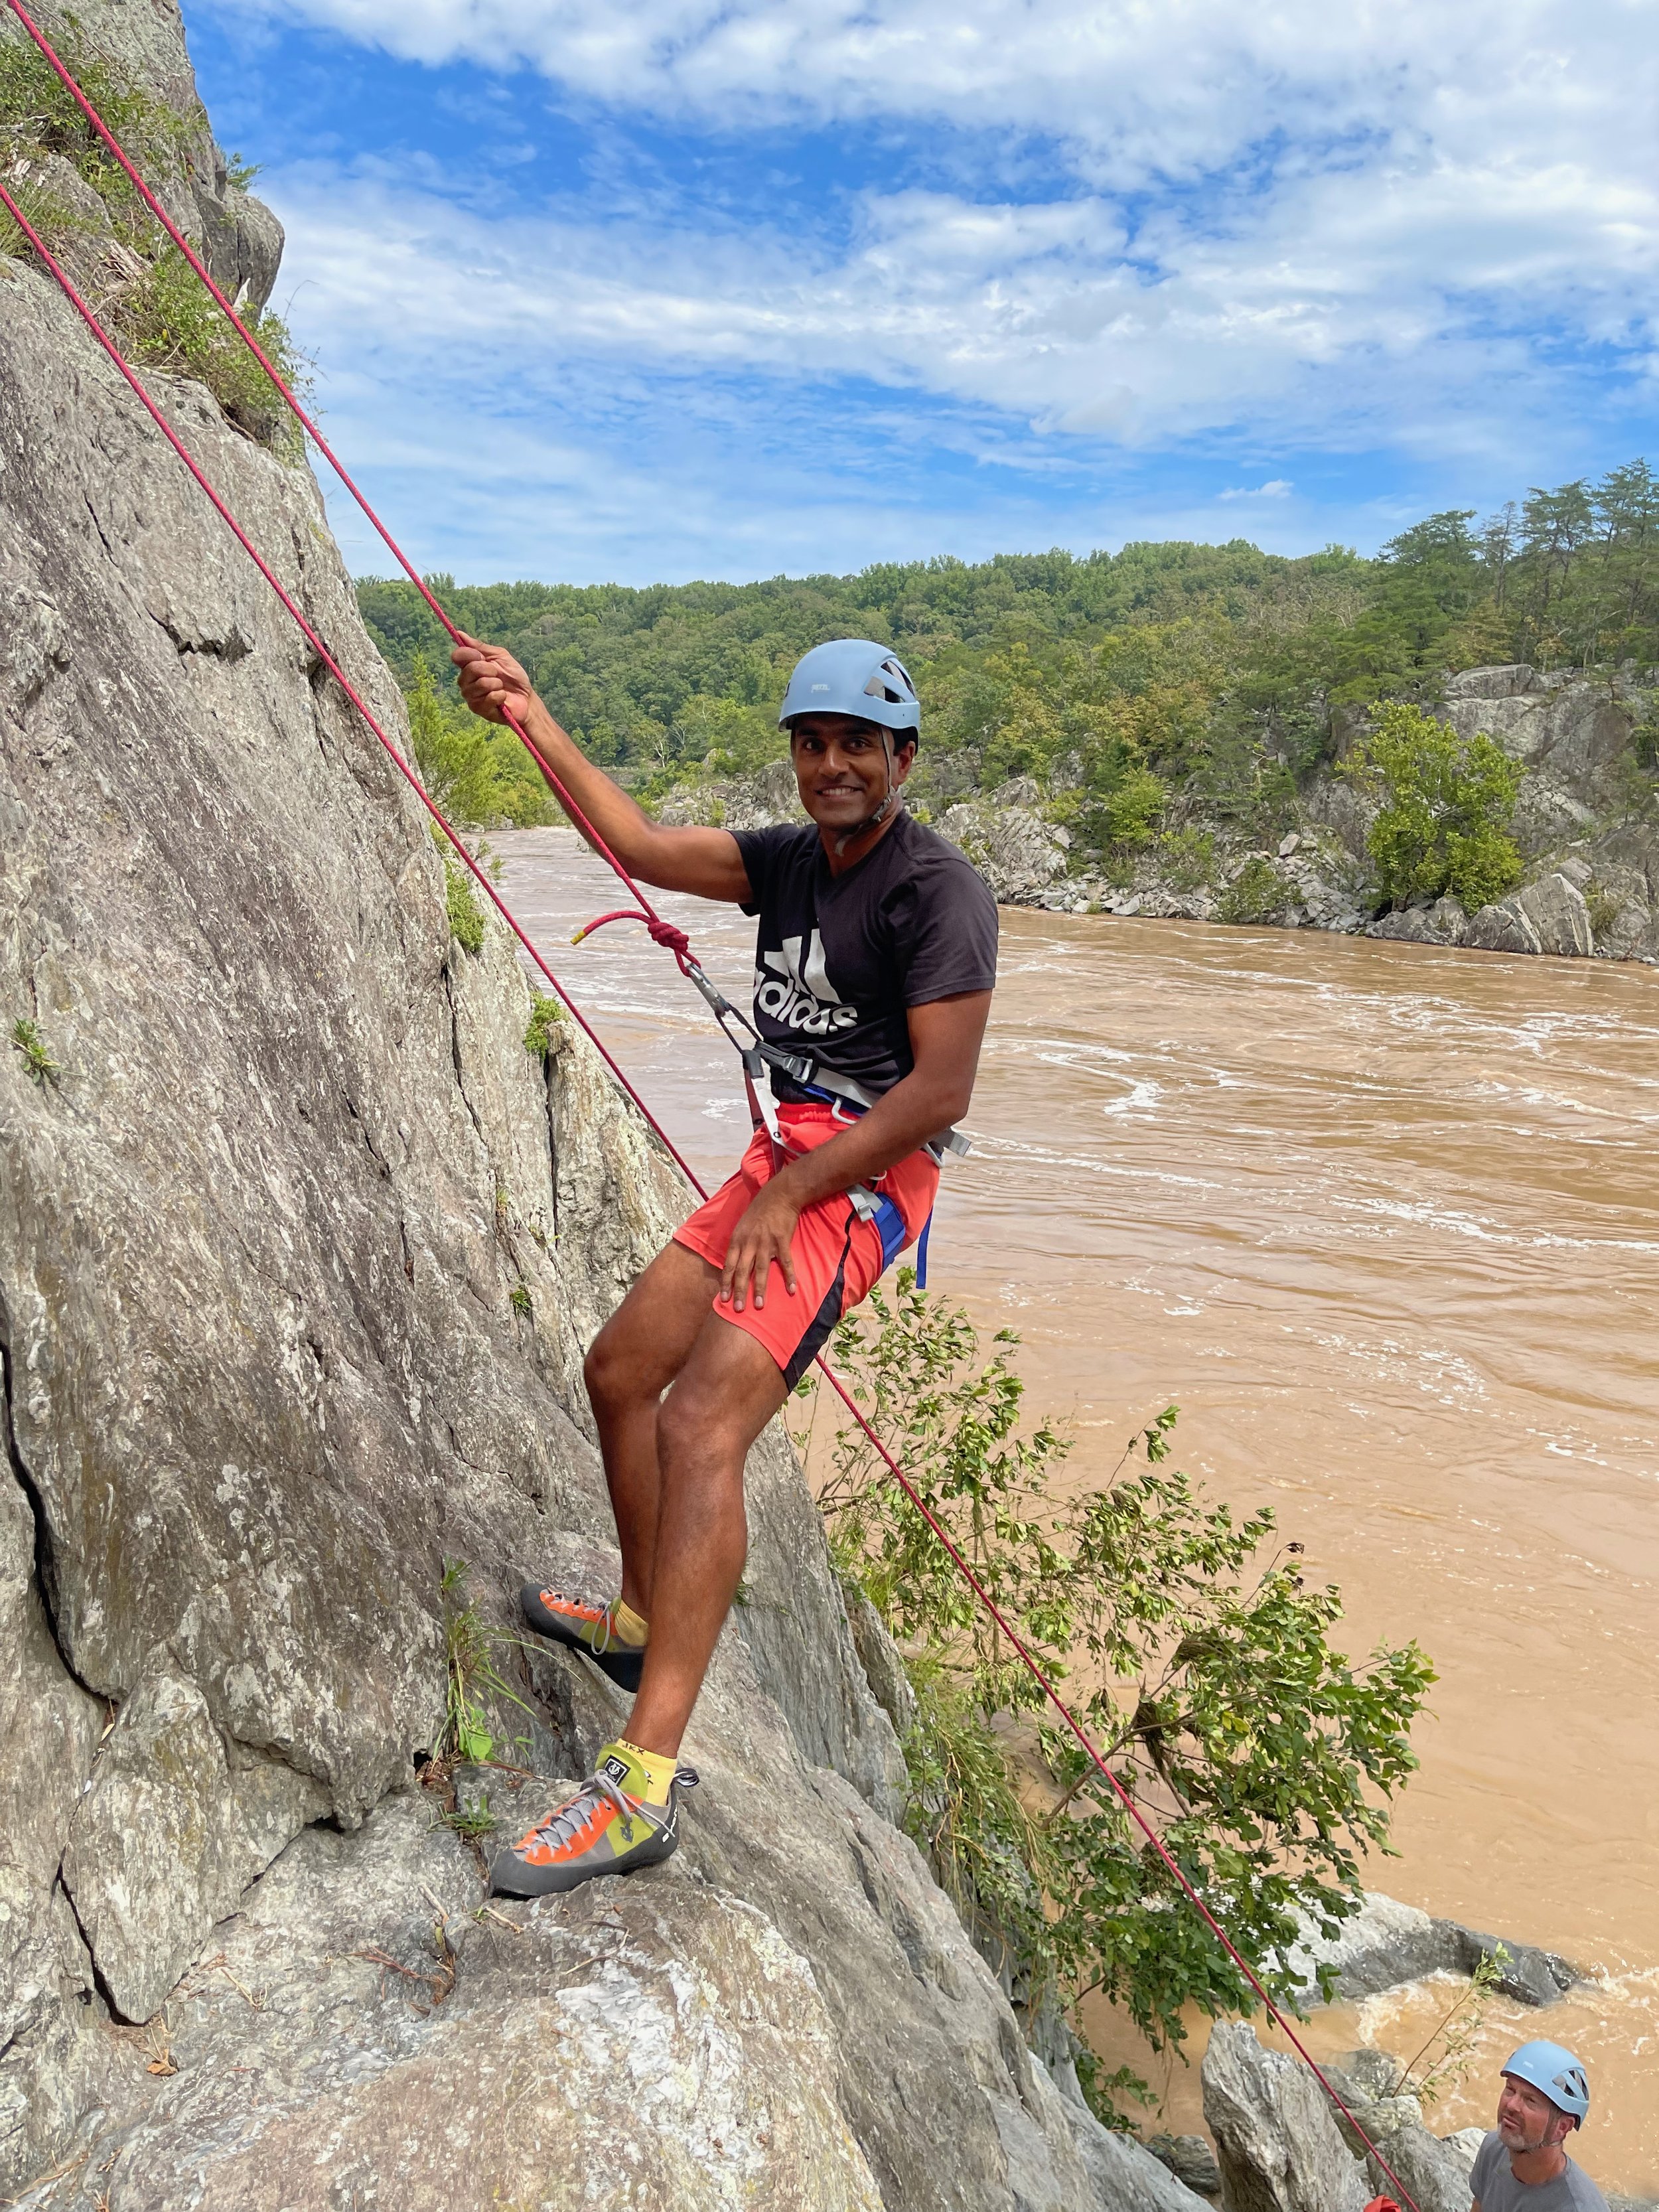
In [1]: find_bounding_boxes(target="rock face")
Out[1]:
[938,791,1071,900]
[0,10,1216,2209]
[1466,871,1595,960]
[4,1,284,322]
[1201,2022,1370,2212]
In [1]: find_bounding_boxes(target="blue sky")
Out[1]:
[185,0,1659,586]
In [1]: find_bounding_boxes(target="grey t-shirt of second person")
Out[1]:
[1469,2132,1608,2212]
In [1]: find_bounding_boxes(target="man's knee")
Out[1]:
[584,1317,642,1414]
[657,1374,753,1479]
[584,1241,720,1416]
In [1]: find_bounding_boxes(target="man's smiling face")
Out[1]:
[788,711,914,836]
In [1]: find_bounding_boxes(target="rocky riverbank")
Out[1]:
[660,667,1659,962]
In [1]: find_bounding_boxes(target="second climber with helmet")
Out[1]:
[1469,2041,1605,2212]
[451,630,999,1895]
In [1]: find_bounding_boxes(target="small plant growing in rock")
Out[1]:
[11,1016,59,1084]
[440,1560,531,1767]
[439,842,486,955]
[508,1283,532,1319]
[1216,855,1289,924]
[1582,882,1623,948]
[1390,1943,1508,2108]
[0,33,311,453]
[524,993,565,1058]
[115,246,310,453]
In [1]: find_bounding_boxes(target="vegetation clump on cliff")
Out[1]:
[0,25,305,447]
[807,1274,1434,2125]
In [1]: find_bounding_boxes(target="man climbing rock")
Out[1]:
[450,634,998,1896]
[1468,2041,1606,2212]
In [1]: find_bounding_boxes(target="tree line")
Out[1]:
[359,459,1659,834]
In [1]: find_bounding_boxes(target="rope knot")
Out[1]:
[646,916,691,960]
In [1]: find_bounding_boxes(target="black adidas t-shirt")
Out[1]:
[732,811,999,1102]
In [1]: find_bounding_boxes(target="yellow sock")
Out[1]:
[613,1737,678,1806]
[610,1598,649,1648]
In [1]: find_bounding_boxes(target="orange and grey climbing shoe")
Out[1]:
[488,1740,697,1899]
[520,1580,646,1693]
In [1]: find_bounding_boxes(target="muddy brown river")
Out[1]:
[493,827,1659,2193]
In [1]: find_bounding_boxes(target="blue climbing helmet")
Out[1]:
[778,638,920,742]
[1502,2041,1591,2126]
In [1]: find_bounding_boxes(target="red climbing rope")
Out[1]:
[0,183,689,1175]
[0,29,1424,2200]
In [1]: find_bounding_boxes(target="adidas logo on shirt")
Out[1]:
[755,930,857,1036]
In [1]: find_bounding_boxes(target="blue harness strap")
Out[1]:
[782,1080,939,1284]
[866,1191,910,1274]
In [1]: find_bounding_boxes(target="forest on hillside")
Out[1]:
[359,462,1659,838]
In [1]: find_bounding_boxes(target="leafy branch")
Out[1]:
[816,1272,1435,2115]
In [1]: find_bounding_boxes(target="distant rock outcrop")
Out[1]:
[656,666,1659,962]
[1283,1888,1581,2010]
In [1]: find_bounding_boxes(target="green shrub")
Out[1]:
[524,993,565,1059]
[406,655,555,829]
[0,31,308,452]
[0,168,92,259]
[1157,826,1216,891]
[0,29,196,200]
[813,1275,1433,2113]
[1096,765,1167,849]
[1216,854,1290,924]
[439,841,486,954]
[1340,700,1523,911]
[113,246,309,450]
[1583,882,1623,946]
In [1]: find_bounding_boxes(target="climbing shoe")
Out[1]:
[520,1580,647,1693]
[489,1739,697,1899]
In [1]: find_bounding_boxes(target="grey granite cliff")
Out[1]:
[0,7,1208,2207]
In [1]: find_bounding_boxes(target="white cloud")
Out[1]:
[264,130,1658,461]
[216,0,1657,193]
[203,0,1659,572]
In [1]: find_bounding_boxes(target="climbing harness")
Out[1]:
[0,18,1425,2200]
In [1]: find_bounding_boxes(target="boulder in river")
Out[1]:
[1370,896,1468,947]
[1467,871,1595,958]
[1285,1889,1579,2008]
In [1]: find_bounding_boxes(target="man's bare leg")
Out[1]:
[623,1312,787,1759]
[582,1239,720,1619]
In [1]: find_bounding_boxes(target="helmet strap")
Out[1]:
[831,728,902,857]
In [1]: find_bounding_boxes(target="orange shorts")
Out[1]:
[672,1102,939,1388]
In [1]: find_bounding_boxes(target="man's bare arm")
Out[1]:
[451,634,751,903]
[718,991,993,1311]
